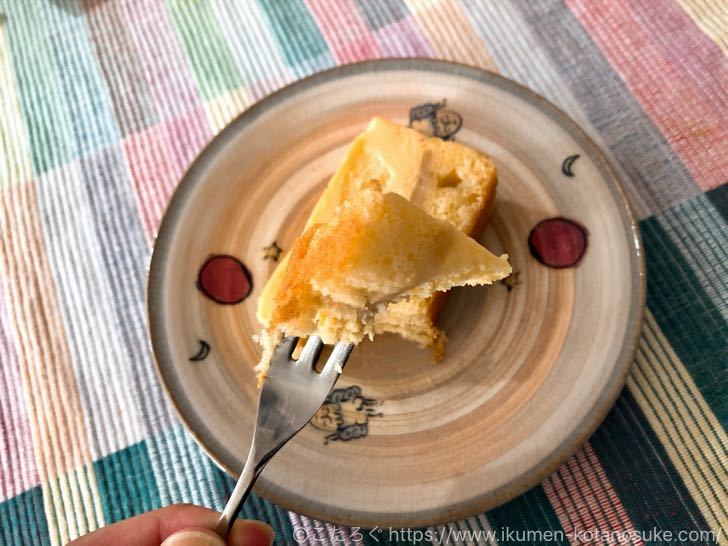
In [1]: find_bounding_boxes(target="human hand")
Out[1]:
[67,504,275,546]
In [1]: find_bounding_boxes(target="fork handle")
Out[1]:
[215,446,267,538]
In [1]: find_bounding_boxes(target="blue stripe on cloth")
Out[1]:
[651,185,728,323]
[256,0,334,76]
[0,486,50,546]
[148,424,227,509]
[93,440,161,524]
[705,183,728,226]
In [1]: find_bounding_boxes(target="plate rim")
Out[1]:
[147,58,646,528]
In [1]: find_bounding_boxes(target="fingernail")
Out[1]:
[229,520,275,546]
[161,529,226,546]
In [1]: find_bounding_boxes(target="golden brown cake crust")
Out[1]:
[271,224,323,327]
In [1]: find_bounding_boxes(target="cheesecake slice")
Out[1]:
[256,184,510,376]
[258,117,499,357]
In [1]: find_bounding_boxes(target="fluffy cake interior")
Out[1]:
[257,117,499,357]
[256,184,511,376]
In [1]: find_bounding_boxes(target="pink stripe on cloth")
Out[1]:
[0,276,38,500]
[124,107,210,241]
[544,444,643,545]
[0,182,93,482]
[84,0,158,136]
[567,0,727,190]
[306,0,383,63]
[627,0,727,113]
[373,16,435,58]
[121,0,206,123]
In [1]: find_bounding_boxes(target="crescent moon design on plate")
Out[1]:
[561,154,580,177]
[189,340,211,362]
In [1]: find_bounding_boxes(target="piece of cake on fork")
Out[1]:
[256,180,510,377]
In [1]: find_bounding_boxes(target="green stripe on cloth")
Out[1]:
[41,1,120,156]
[0,486,50,546]
[257,0,330,67]
[488,485,568,545]
[4,1,122,175]
[166,0,242,100]
[93,440,161,524]
[3,2,75,174]
[641,189,728,425]
[590,389,714,541]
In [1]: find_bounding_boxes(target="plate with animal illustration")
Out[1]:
[147,59,644,527]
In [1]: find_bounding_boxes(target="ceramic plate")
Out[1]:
[148,59,644,527]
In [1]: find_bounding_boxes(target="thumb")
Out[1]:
[160,521,275,546]
[161,528,224,546]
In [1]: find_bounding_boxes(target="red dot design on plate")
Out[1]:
[197,255,252,304]
[528,218,588,268]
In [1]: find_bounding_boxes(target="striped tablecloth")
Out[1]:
[1,1,726,545]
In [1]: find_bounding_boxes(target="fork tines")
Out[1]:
[274,335,353,375]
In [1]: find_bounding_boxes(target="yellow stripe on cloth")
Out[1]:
[204,87,251,134]
[403,0,498,70]
[675,0,728,55]
[627,310,728,543]
[0,19,33,186]
[43,463,105,546]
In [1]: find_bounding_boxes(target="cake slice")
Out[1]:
[258,117,499,357]
[256,184,511,376]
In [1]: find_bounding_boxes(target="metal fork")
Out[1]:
[215,336,353,538]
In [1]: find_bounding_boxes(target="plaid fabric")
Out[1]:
[0,1,726,545]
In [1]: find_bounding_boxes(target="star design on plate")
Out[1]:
[263,241,282,261]
[501,270,521,292]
